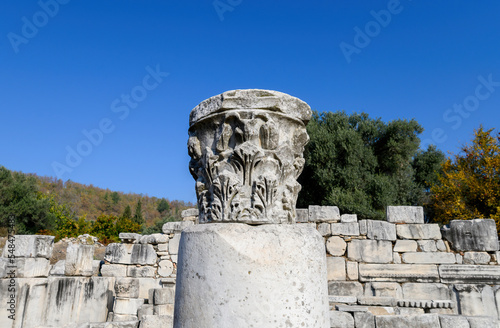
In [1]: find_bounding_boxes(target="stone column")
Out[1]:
[174,89,329,328]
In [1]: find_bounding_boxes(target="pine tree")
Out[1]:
[133,200,144,225]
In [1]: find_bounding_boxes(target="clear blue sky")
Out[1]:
[1,1,499,204]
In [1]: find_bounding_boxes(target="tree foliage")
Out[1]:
[430,126,500,228]
[297,111,444,220]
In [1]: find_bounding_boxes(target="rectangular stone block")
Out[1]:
[347,261,358,281]
[439,265,500,284]
[354,311,375,328]
[327,257,346,281]
[181,208,199,218]
[359,264,440,283]
[341,214,358,223]
[454,284,497,317]
[137,278,161,299]
[463,252,491,264]
[162,220,194,234]
[101,264,127,277]
[329,295,357,303]
[153,304,174,315]
[127,266,156,278]
[149,287,176,305]
[295,208,309,223]
[358,296,395,306]
[442,219,499,251]
[317,223,331,236]
[348,240,392,263]
[396,224,442,240]
[308,205,340,222]
[140,234,169,244]
[168,234,181,255]
[376,313,440,328]
[328,281,364,297]
[402,283,451,300]
[418,240,437,252]
[467,316,497,328]
[119,233,141,243]
[364,282,402,298]
[394,240,418,252]
[402,252,456,264]
[140,315,173,328]
[65,244,94,276]
[386,206,424,224]
[115,278,140,298]
[438,315,470,328]
[104,243,157,265]
[329,311,354,328]
[331,222,360,236]
[1,235,54,258]
[114,298,144,315]
[16,258,50,277]
[366,220,396,241]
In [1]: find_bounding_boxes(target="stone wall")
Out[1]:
[1,206,500,328]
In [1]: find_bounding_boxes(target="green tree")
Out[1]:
[133,200,144,225]
[298,111,444,220]
[121,205,132,219]
[157,198,170,213]
[111,191,120,204]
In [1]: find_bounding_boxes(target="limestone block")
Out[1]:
[295,208,309,223]
[93,260,101,275]
[393,252,401,264]
[398,308,425,315]
[341,214,358,223]
[364,282,402,298]
[359,264,439,283]
[119,233,141,244]
[140,234,169,244]
[358,296,395,306]
[101,264,127,277]
[104,244,156,265]
[347,261,358,281]
[127,266,156,278]
[394,240,418,252]
[463,251,491,264]
[170,255,178,263]
[467,316,497,328]
[442,219,499,251]
[348,240,392,263]
[366,306,395,315]
[397,224,441,240]
[50,260,66,275]
[181,208,199,218]
[439,265,500,284]
[327,257,346,281]
[429,308,455,315]
[354,311,375,328]
[418,240,437,252]
[157,243,169,252]
[317,223,331,236]
[326,236,346,256]
[140,315,173,328]
[336,304,368,311]
[331,222,360,236]
[168,234,181,255]
[153,304,174,315]
[309,205,340,222]
[329,295,357,303]
[439,315,470,328]
[16,258,50,277]
[375,313,440,328]
[158,260,174,277]
[402,283,451,300]
[115,278,140,298]
[174,223,329,328]
[366,220,396,241]
[104,321,139,328]
[113,298,144,315]
[328,281,364,297]
[112,314,138,322]
[386,206,424,224]
[137,304,153,320]
[402,252,456,264]
[65,244,94,276]
[329,311,354,328]
[149,287,176,305]
[359,220,367,235]
[1,235,54,258]
[436,240,447,251]
[137,278,161,299]
[162,221,194,234]
[454,284,497,317]
[456,254,463,264]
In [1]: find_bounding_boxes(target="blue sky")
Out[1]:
[1,1,499,203]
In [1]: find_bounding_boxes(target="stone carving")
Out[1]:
[188,89,312,224]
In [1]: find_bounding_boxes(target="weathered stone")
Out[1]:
[157,243,168,252]
[402,252,456,264]
[358,296,395,306]
[329,311,354,328]
[359,220,367,235]
[112,314,138,322]
[454,284,497,317]
[162,221,194,234]
[309,205,341,223]
[336,304,368,312]
[456,254,463,264]
[65,244,94,276]
[137,304,154,320]
[463,251,491,264]
[366,220,396,241]
[467,316,497,328]
[158,260,174,277]
[119,233,141,244]
[174,223,329,327]
[364,282,402,298]
[181,208,199,218]
[394,240,418,252]
[366,306,396,315]
[359,264,439,283]
[438,315,470,328]
[331,222,360,236]
[397,299,454,309]
[397,224,442,240]
[375,313,440,328]
[140,234,169,244]
[439,265,500,284]
[295,208,309,223]
[127,266,156,278]
[188,90,311,224]
[328,281,364,297]
[393,252,401,264]
[1,235,54,258]
[113,298,144,315]
[418,240,437,252]
[326,236,346,256]
[101,264,127,277]
[149,287,176,305]
[115,278,140,298]
[347,261,358,281]
[348,240,392,263]
[327,256,346,281]
[442,219,499,251]
[317,223,331,236]
[398,308,425,315]
[402,283,451,300]
[386,206,424,224]
[329,295,357,303]
[137,278,161,299]
[168,233,181,255]
[104,243,156,265]
[436,240,447,251]
[140,315,173,328]
[341,214,358,223]
[153,304,175,315]
[16,258,50,277]
[50,260,66,275]
[354,311,375,328]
